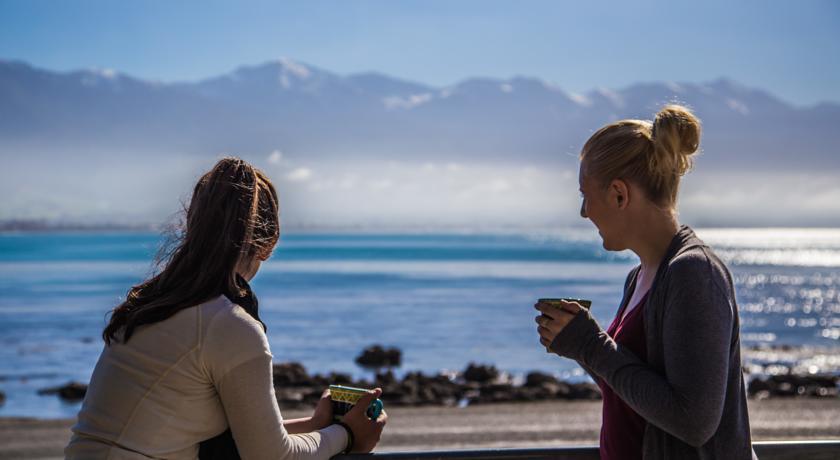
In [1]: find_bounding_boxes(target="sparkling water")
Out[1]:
[1,228,838,418]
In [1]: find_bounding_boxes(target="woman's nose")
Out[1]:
[580,201,587,219]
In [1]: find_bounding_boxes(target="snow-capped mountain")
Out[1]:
[1,58,838,170]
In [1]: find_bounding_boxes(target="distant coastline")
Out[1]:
[0,219,159,232]
[3,219,840,234]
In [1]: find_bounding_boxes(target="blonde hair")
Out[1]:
[580,104,701,207]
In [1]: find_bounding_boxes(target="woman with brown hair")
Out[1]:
[535,106,756,459]
[65,157,386,459]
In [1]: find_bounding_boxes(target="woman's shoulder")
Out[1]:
[668,241,727,272]
[665,243,734,298]
[200,296,268,347]
[199,296,271,376]
[199,295,271,381]
[200,295,264,332]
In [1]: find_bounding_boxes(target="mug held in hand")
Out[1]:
[328,385,384,421]
[538,298,592,311]
[537,298,592,351]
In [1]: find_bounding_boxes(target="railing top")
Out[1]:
[336,440,840,460]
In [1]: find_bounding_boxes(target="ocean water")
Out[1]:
[0,228,839,418]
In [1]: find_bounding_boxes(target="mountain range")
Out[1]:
[2,58,838,171]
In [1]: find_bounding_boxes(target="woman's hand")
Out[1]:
[310,388,334,431]
[342,388,387,453]
[534,300,583,349]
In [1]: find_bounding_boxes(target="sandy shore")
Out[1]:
[2,399,839,459]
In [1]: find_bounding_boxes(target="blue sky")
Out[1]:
[1,0,839,105]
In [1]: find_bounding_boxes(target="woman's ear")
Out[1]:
[609,179,630,210]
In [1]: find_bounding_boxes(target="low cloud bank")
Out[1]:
[2,154,838,229]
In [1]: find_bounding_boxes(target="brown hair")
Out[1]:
[580,104,701,207]
[103,157,279,344]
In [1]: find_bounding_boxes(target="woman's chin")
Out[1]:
[601,238,621,252]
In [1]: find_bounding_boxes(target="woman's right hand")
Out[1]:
[342,388,387,453]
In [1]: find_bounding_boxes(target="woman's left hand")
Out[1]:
[310,388,334,430]
[534,300,582,349]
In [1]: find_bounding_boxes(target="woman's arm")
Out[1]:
[216,355,348,460]
[283,418,315,435]
[202,307,348,460]
[550,252,733,447]
[283,391,334,434]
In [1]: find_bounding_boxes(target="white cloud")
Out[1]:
[383,93,433,110]
[285,167,313,182]
[5,154,840,229]
[271,161,574,228]
[277,57,311,79]
[726,98,750,115]
[488,179,512,192]
[368,179,394,190]
[268,150,283,164]
[679,171,840,227]
[569,93,592,107]
[279,75,291,89]
[596,87,625,108]
[268,162,840,229]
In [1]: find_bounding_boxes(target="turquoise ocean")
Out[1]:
[1,228,839,418]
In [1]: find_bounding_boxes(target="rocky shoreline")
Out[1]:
[26,365,840,410]
[11,345,839,410]
[272,362,603,408]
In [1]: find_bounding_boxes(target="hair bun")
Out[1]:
[651,104,701,177]
[653,105,701,156]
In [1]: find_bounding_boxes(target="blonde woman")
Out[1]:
[535,106,756,459]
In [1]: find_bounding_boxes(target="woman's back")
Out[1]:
[66,295,268,459]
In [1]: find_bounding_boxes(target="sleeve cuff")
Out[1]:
[548,308,602,360]
[319,423,350,456]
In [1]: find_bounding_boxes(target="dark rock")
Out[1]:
[463,363,498,383]
[324,372,354,385]
[567,382,602,400]
[275,387,307,407]
[459,389,481,406]
[0,390,5,405]
[272,362,313,387]
[551,381,573,399]
[515,380,571,401]
[302,388,326,404]
[524,371,559,387]
[479,383,516,403]
[38,381,87,401]
[747,374,839,398]
[308,374,331,387]
[748,377,773,396]
[374,370,398,386]
[372,371,463,406]
[512,386,544,401]
[355,345,402,368]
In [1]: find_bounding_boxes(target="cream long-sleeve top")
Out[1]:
[65,295,348,460]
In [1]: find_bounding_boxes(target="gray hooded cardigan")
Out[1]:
[550,225,757,459]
